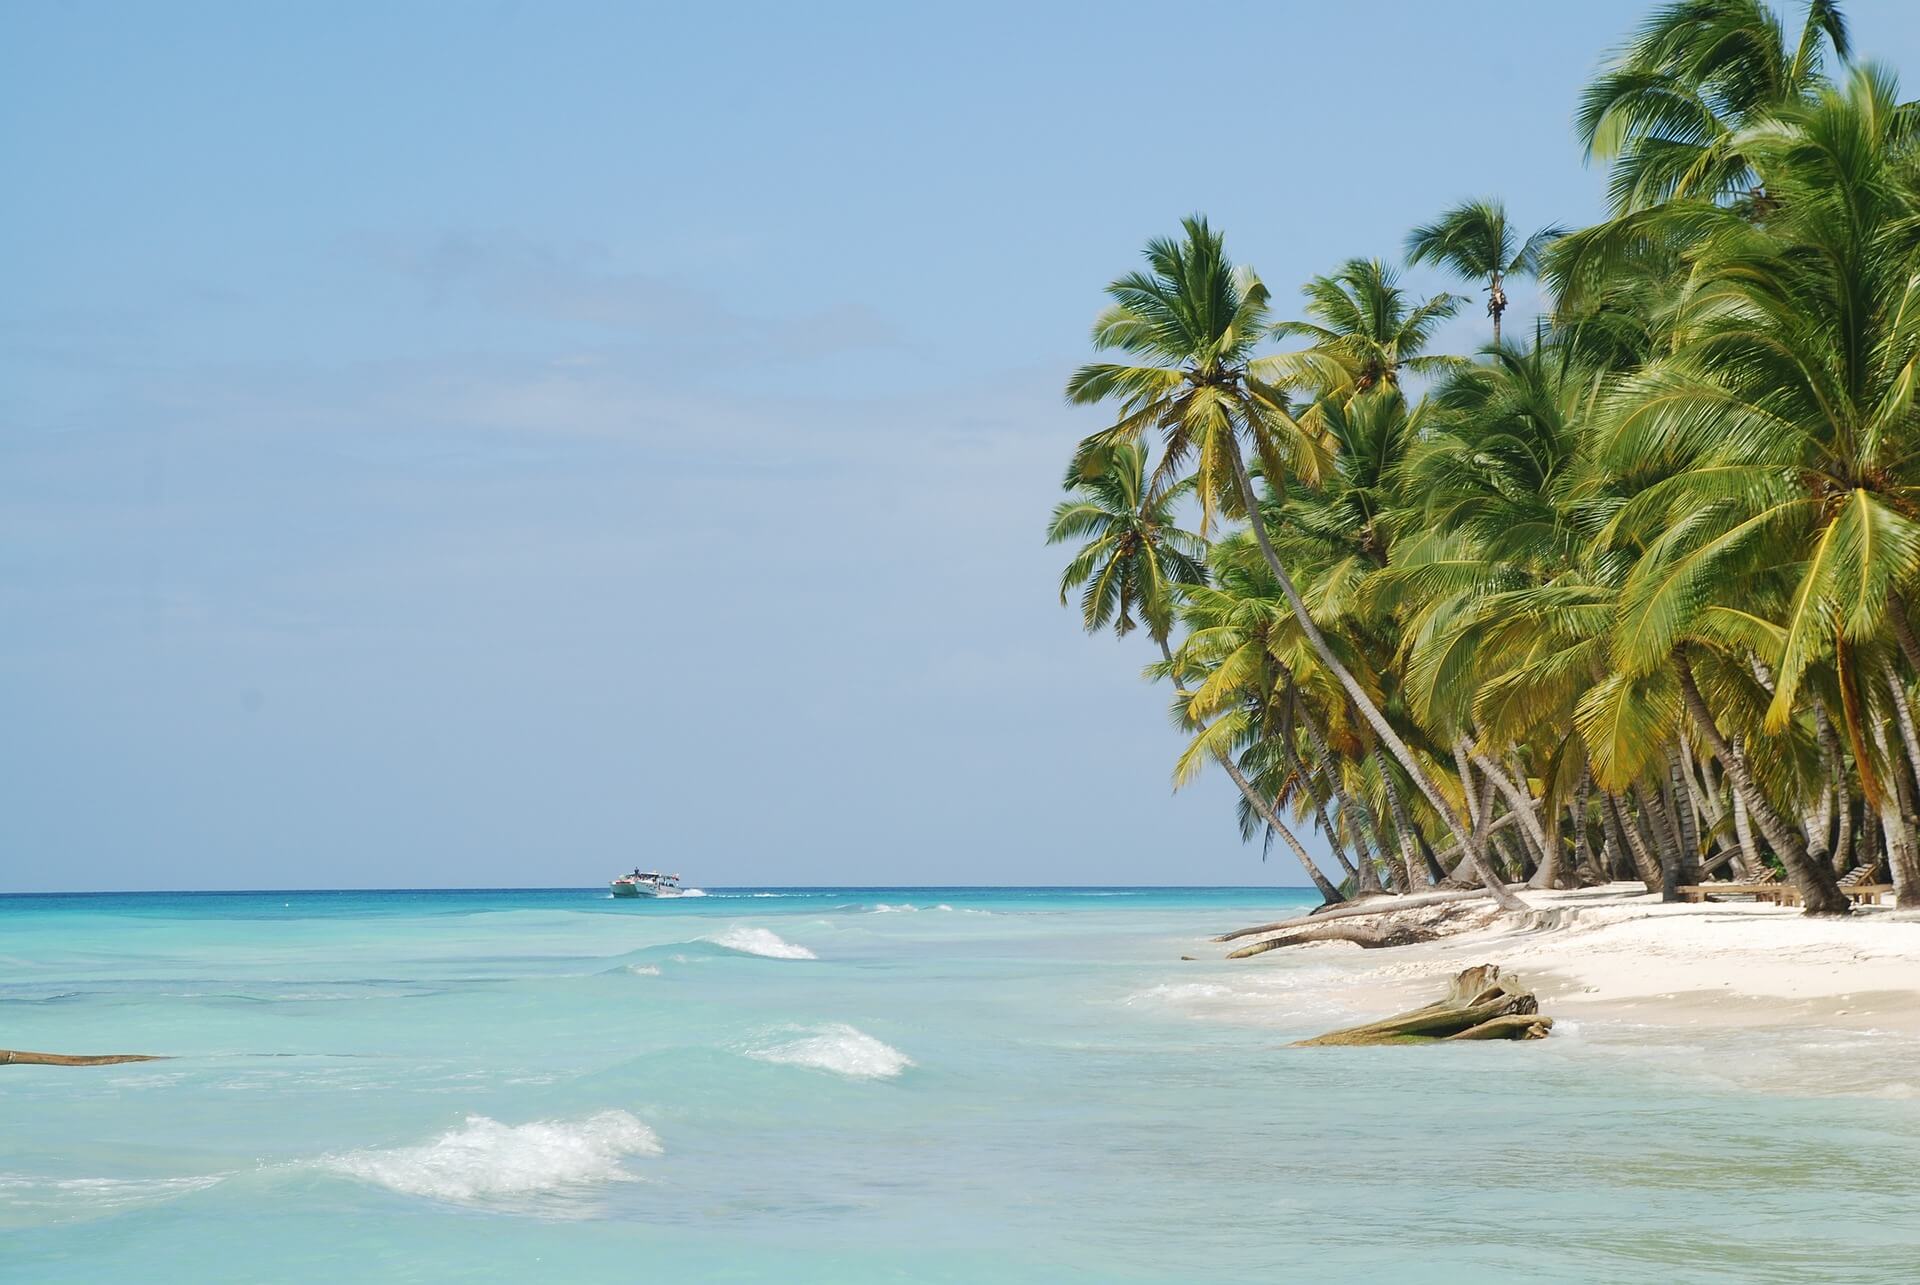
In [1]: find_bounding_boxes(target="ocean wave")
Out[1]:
[703,926,815,960]
[0,1173,224,1220]
[664,888,708,898]
[321,1111,660,1205]
[622,964,660,976]
[748,1024,913,1080]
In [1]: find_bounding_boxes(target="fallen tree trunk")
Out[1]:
[1214,886,1520,942]
[1290,965,1553,1046]
[1,1049,167,1067]
[1225,920,1439,958]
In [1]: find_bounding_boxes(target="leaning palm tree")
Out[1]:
[1577,0,1851,212]
[1067,219,1523,909]
[1047,437,1344,902]
[1405,199,1563,346]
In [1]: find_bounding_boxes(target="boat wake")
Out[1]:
[748,1024,913,1080]
[320,1111,661,1205]
[702,926,816,960]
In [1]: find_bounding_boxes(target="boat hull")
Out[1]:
[610,882,663,898]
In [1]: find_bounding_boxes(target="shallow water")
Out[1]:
[4,887,1918,1283]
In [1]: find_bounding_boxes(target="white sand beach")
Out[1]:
[1221,885,1920,1037]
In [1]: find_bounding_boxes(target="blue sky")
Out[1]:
[6,2,1919,891]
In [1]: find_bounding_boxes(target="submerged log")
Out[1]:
[1291,965,1553,1046]
[1,1049,167,1067]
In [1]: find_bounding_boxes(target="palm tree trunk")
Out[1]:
[1216,751,1344,904]
[1157,637,1345,903]
[1731,782,1765,881]
[1674,652,1849,915]
[1496,826,1534,882]
[1634,778,1683,900]
[1282,671,1389,883]
[1859,802,1882,881]
[1354,798,1388,893]
[1887,589,1920,675]
[1866,696,1920,908]
[1604,790,1660,886]
[1684,740,1739,873]
[1468,747,1555,886]
[1666,742,1701,886]
[1224,444,1524,912]
[1815,708,1852,875]
[1377,760,1429,890]
[1280,727,1357,880]
[1572,767,1604,884]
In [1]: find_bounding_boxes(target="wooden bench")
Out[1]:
[1773,884,1894,907]
[1678,883,1792,904]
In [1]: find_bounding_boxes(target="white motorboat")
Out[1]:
[610,870,681,898]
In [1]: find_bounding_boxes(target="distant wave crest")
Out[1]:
[749,1024,913,1079]
[704,926,815,960]
[0,1173,223,1219]
[321,1111,661,1204]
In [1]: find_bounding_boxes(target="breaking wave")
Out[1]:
[748,1024,913,1080]
[321,1111,661,1204]
[703,926,815,960]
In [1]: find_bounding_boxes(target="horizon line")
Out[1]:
[0,882,1317,898]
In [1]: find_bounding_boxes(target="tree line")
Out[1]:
[1050,0,1920,917]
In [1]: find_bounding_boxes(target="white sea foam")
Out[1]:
[321,1111,661,1204]
[870,903,918,913]
[705,926,816,960]
[749,1024,913,1080]
[1126,982,1234,1005]
[665,888,708,898]
[623,964,660,976]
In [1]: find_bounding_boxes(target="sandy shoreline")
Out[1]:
[1219,884,1920,1037]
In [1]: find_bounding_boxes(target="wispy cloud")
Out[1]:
[356,230,904,362]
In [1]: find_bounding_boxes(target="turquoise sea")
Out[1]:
[4,886,1919,1283]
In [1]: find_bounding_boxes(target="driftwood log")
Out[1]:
[1214,887,1525,943]
[1291,965,1553,1046]
[1225,920,1439,958]
[1,1049,167,1067]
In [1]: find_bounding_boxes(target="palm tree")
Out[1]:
[1046,441,1206,641]
[1265,258,1466,403]
[1576,0,1851,212]
[1592,66,1920,912]
[1068,221,1524,910]
[1048,437,1345,902]
[1405,199,1563,346]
